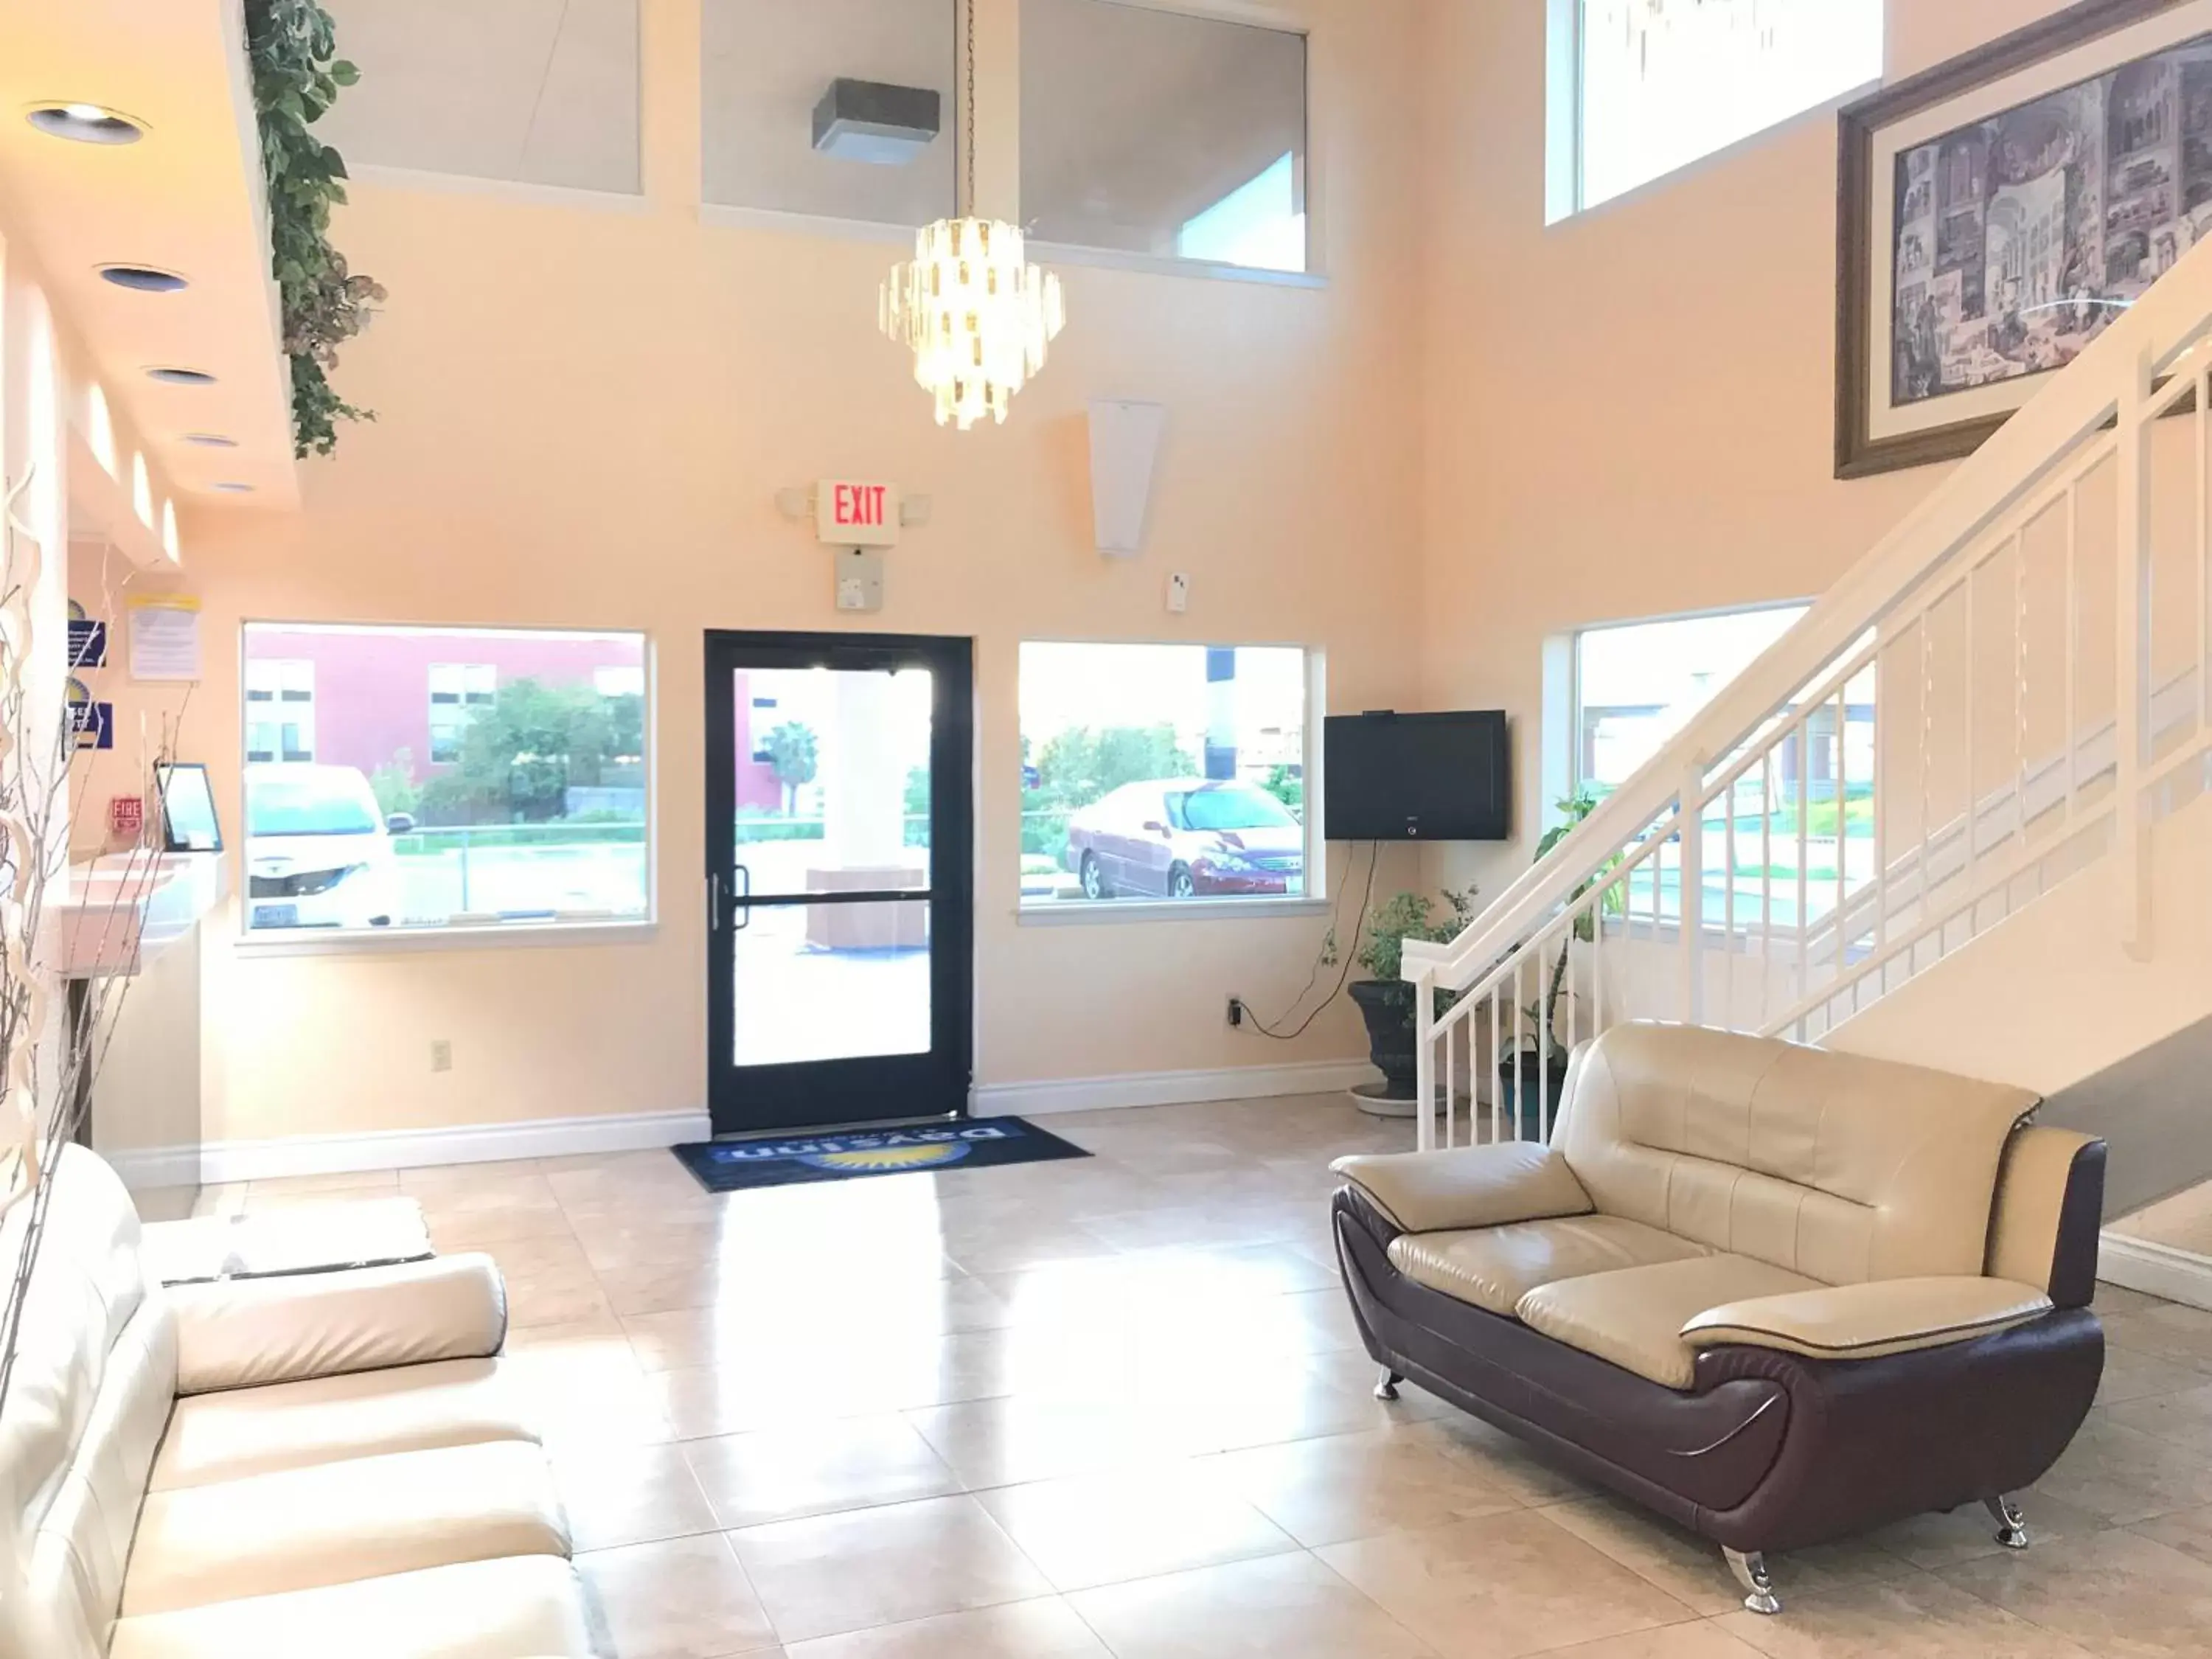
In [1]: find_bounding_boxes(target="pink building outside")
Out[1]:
[243,627,785,813]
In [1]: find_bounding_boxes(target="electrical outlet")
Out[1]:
[430,1039,453,1074]
[1227,997,1245,1029]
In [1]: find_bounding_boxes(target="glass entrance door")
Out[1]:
[704,632,974,1134]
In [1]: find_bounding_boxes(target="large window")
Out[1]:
[1575,604,1877,931]
[1020,642,1313,909]
[1567,0,1882,214]
[240,625,650,936]
[1021,0,1308,274]
[703,0,956,226]
[317,0,641,195]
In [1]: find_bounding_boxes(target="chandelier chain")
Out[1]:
[964,0,978,213]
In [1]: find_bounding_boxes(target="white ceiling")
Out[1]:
[318,0,642,195]
[309,0,1301,247]
[0,0,296,508]
[1020,0,1305,254]
[703,0,958,225]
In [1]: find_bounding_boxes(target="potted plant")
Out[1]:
[1343,887,1477,1108]
[1498,790,1622,1135]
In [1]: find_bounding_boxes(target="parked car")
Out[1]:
[1064,779,1304,900]
[243,764,403,931]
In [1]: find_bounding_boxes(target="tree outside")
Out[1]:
[415,678,645,825]
[763,721,819,813]
[1020,724,1197,860]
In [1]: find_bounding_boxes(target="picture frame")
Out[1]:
[1836,0,2212,478]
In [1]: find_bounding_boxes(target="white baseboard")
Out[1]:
[973,1058,1381,1119]
[2099,1230,2212,1313]
[198,1109,712,1184]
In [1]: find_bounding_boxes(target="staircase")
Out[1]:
[1403,234,2212,1299]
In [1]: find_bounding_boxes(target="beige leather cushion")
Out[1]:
[107,1554,596,1659]
[1683,1276,2054,1361]
[1333,1143,1593,1234]
[22,1299,178,1659]
[169,1253,509,1396]
[151,1356,538,1491]
[120,1439,569,1617]
[1986,1127,2098,1292]
[1518,1254,1823,1388]
[1387,1214,1708,1315]
[1557,1025,2038,1286]
[0,1148,175,1659]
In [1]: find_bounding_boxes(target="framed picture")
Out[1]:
[1837,0,2212,478]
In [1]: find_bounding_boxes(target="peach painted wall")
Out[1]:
[1414,0,2079,901]
[180,0,1430,1144]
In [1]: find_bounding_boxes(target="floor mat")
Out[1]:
[672,1118,1091,1193]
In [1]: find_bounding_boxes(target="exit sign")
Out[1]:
[815,479,901,547]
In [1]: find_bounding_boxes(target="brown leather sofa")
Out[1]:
[1330,1024,2105,1615]
[0,1146,592,1659]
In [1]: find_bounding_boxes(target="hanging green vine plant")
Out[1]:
[246,0,383,458]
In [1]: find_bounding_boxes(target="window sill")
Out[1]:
[693,205,1327,288]
[1026,240,1326,288]
[1018,897,1331,927]
[232,919,658,959]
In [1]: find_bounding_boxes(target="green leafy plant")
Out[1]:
[1522,789,1624,1050]
[1338,888,1478,1013]
[246,0,383,456]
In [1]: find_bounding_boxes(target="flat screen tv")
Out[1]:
[1324,711,1510,842]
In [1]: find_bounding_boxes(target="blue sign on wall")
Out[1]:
[66,599,108,669]
[66,677,113,752]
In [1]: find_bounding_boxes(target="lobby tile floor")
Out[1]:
[213,1094,2212,1658]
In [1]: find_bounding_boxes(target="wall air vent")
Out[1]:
[812,79,941,165]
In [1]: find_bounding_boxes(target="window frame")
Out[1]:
[234,619,658,955]
[1545,0,1884,223]
[1015,637,1329,926]
[1019,0,1318,282]
[1568,597,1813,800]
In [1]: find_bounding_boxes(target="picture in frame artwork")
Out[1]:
[1837,0,2212,478]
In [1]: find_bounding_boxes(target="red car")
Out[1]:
[1064,779,1305,900]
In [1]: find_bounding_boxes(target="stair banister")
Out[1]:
[1405,229,2212,1005]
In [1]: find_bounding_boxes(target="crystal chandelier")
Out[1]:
[880,0,1064,429]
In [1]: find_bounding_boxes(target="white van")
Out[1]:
[243,764,403,931]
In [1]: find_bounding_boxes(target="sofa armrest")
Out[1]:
[169,1253,509,1396]
[1682,1276,2053,1363]
[1330,1142,1593,1234]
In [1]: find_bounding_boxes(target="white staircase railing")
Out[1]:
[1404,233,2212,1152]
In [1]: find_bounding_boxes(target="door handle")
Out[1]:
[708,872,720,932]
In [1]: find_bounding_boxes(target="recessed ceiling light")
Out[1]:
[99,264,189,293]
[182,433,238,448]
[210,481,255,493]
[145,366,216,386]
[27,103,143,145]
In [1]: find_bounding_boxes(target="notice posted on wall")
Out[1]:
[128,594,203,683]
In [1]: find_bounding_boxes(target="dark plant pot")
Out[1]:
[1349,980,1417,1100]
[1495,1048,1571,1141]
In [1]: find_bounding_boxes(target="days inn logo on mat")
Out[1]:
[709,1126,1013,1173]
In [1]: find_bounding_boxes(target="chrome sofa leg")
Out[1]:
[1983,1494,2031,1550]
[1724,1548,1781,1615]
[1373,1366,1402,1401]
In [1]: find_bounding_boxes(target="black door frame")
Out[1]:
[703,630,975,1137]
